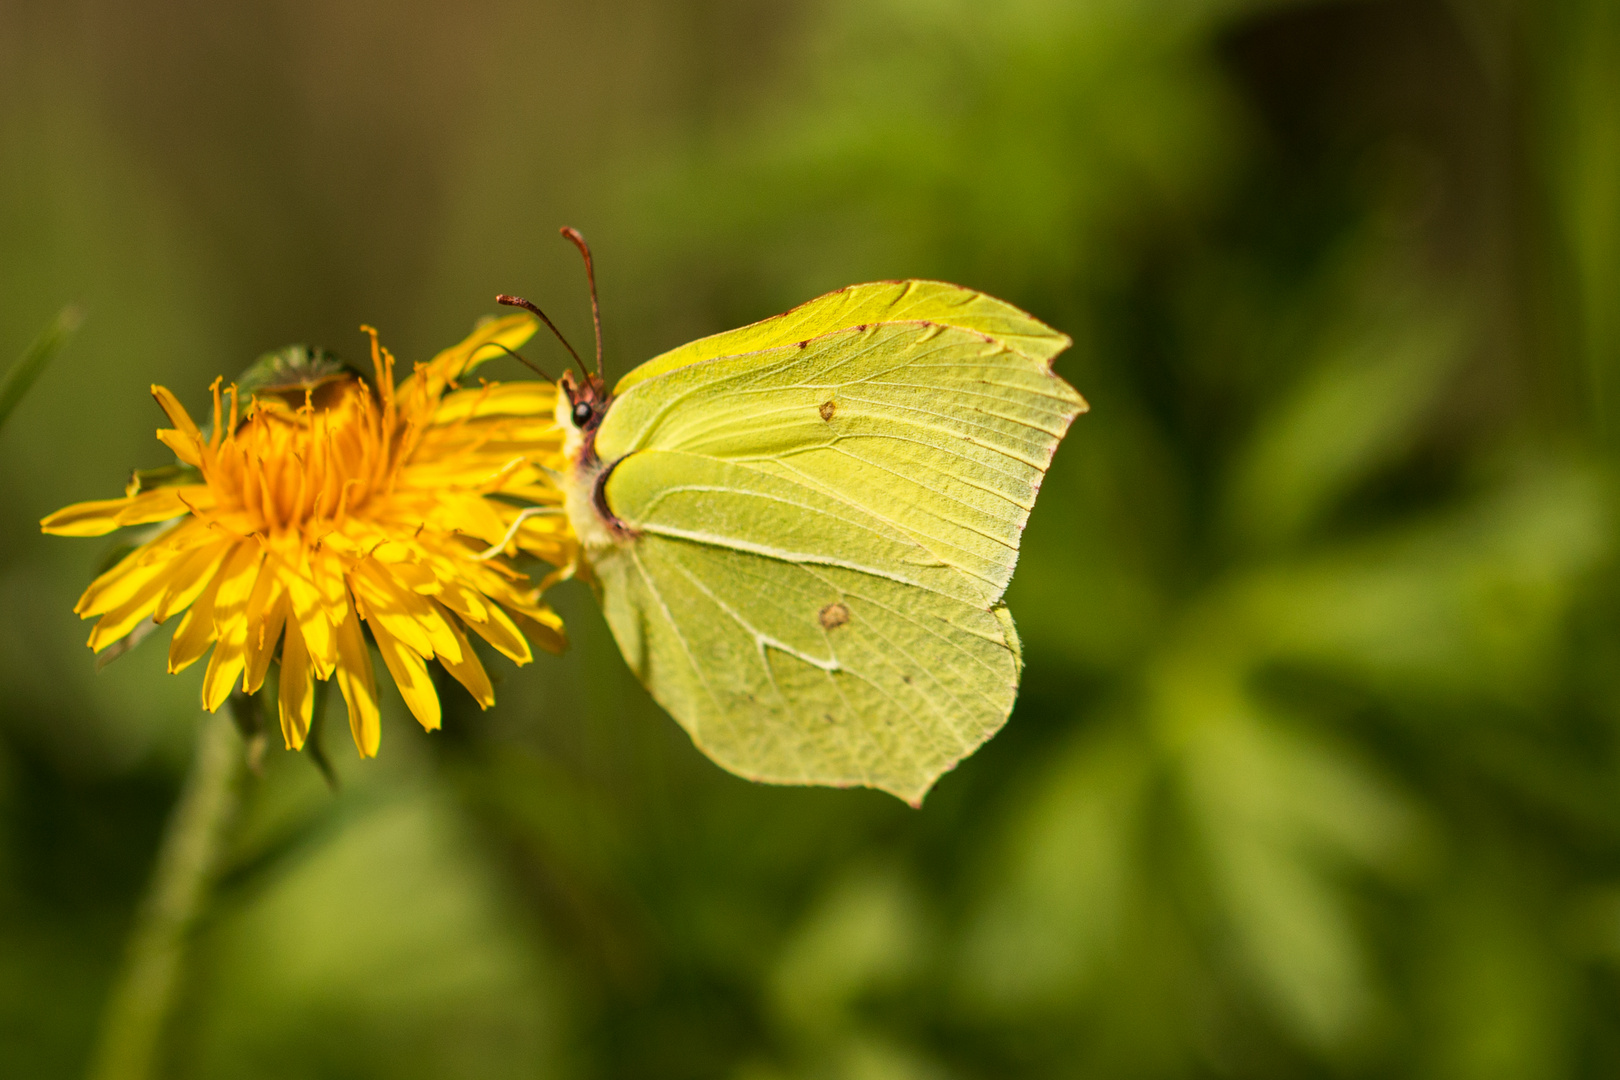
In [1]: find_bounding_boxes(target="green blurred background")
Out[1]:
[5,0,1620,1075]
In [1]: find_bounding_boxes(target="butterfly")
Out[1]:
[504,230,1086,805]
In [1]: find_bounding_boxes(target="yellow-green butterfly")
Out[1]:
[504,231,1086,805]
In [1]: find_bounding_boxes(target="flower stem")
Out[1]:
[87,709,247,1080]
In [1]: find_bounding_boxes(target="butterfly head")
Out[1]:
[557,368,611,465]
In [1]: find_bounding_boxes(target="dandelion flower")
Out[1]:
[41,316,577,756]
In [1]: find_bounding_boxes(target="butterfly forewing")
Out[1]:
[600,322,1082,601]
[610,279,1072,394]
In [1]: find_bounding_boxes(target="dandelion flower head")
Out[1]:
[41,316,576,755]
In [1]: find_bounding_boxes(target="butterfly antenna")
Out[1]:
[559,226,604,377]
[481,340,553,382]
[495,293,590,381]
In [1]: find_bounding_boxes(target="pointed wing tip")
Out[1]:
[884,770,949,808]
[715,759,942,807]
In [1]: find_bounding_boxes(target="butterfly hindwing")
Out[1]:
[588,281,1084,802]
[593,530,1020,805]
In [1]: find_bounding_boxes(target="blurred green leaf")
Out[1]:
[1536,0,1620,435]
[1245,457,1611,702]
[1161,687,1409,1050]
[764,866,942,1079]
[1223,286,1466,552]
[1419,874,1574,1080]
[769,867,927,1034]
[0,305,81,435]
[961,723,1148,1009]
[195,773,569,1080]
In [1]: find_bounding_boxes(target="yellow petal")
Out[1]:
[114,486,204,527]
[242,576,287,694]
[282,564,337,678]
[370,617,441,732]
[76,528,196,617]
[202,629,246,712]
[42,479,205,538]
[444,580,489,623]
[433,381,557,424]
[505,605,569,657]
[375,556,438,594]
[156,427,204,467]
[278,619,314,750]
[349,558,462,663]
[210,541,265,631]
[154,539,235,623]
[411,548,490,620]
[420,313,538,394]
[450,594,531,664]
[42,497,141,538]
[86,568,176,652]
[437,605,495,709]
[151,384,203,443]
[477,570,546,613]
[312,553,351,626]
[334,594,380,757]
[201,544,267,710]
[168,567,227,673]
[348,561,436,658]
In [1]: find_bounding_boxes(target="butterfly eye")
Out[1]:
[572,401,594,427]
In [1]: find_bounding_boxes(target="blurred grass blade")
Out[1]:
[0,305,83,434]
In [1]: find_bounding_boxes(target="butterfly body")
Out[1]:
[553,280,1085,804]
[555,370,625,556]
